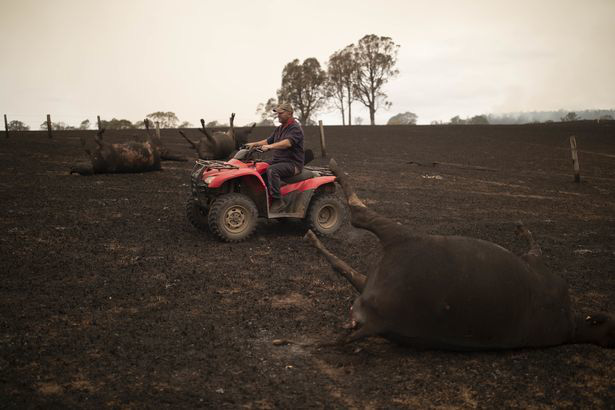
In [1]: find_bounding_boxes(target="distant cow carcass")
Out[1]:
[305,159,615,351]
[144,119,187,162]
[70,128,161,175]
[179,113,255,160]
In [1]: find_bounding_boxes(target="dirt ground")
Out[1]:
[1,122,614,408]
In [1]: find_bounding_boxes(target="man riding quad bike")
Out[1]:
[186,146,346,242]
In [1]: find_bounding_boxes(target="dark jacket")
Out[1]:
[266,119,304,171]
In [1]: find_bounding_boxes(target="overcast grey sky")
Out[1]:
[1,0,614,127]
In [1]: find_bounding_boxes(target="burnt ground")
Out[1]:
[1,123,614,408]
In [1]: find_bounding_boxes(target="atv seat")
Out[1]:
[281,168,316,185]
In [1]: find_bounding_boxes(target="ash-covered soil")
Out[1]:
[1,123,614,408]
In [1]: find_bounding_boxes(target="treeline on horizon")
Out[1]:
[484,109,615,125]
[5,108,615,132]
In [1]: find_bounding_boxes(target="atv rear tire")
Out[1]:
[186,196,209,231]
[305,193,345,236]
[208,193,258,242]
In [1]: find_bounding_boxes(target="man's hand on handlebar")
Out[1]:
[242,143,264,153]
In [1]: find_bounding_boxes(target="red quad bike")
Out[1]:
[186,146,346,242]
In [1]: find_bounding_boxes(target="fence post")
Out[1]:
[318,120,327,158]
[570,136,580,183]
[155,121,161,141]
[3,114,8,138]
[46,114,52,138]
[97,115,102,131]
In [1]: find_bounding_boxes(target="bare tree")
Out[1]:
[326,45,358,126]
[352,34,400,125]
[277,58,327,125]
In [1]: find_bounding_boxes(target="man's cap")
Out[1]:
[273,103,293,113]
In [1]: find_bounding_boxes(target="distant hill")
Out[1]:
[486,109,615,124]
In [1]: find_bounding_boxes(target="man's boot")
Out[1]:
[270,197,287,213]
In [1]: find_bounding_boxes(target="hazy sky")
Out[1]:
[1,0,614,127]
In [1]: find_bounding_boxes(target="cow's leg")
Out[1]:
[329,159,408,247]
[515,222,542,265]
[179,131,198,150]
[304,230,366,293]
[79,137,94,163]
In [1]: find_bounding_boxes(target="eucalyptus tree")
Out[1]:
[352,34,400,125]
[277,58,327,125]
[326,45,358,126]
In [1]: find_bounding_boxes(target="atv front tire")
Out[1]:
[305,193,345,236]
[186,196,209,231]
[208,193,258,242]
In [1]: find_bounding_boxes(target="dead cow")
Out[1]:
[144,119,187,161]
[70,128,161,175]
[305,159,615,351]
[179,113,255,160]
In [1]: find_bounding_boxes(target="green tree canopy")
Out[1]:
[277,58,327,125]
[450,115,465,124]
[387,112,417,125]
[8,120,30,131]
[561,112,580,122]
[206,120,226,128]
[255,118,274,126]
[468,115,489,125]
[79,119,91,130]
[39,121,75,130]
[100,118,135,129]
[145,111,179,128]
[352,34,400,125]
[256,97,278,122]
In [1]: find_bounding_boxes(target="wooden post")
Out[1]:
[318,120,327,158]
[155,121,161,140]
[570,136,580,183]
[46,114,52,138]
[97,115,102,131]
[3,114,8,138]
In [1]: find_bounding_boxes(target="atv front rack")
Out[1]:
[194,159,239,170]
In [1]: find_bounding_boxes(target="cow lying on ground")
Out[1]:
[144,119,187,162]
[305,159,615,350]
[179,113,255,160]
[70,128,161,175]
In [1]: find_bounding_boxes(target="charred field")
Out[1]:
[1,122,614,408]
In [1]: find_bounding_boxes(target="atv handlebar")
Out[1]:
[240,144,264,152]
[234,145,264,161]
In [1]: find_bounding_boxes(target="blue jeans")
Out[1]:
[266,162,296,199]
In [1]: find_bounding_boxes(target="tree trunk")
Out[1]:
[369,106,376,125]
[340,106,345,126]
[348,101,352,126]
[346,87,352,126]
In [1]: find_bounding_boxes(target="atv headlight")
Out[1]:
[204,176,216,185]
